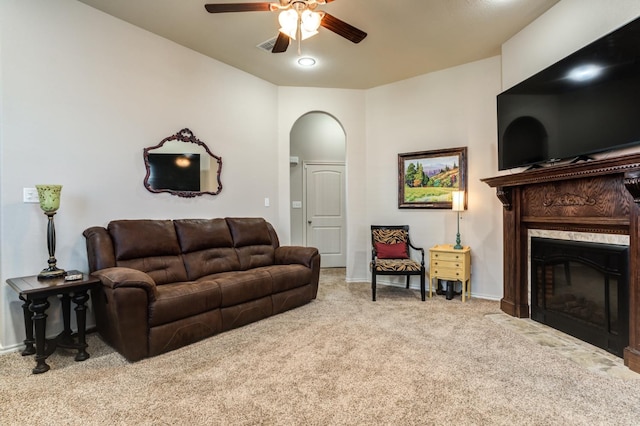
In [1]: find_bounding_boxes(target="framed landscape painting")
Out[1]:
[398,147,467,209]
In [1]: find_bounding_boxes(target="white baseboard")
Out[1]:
[0,343,23,355]
[343,278,501,301]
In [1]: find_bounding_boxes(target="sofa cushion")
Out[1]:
[226,217,273,247]
[174,219,234,252]
[259,264,311,293]
[149,280,222,327]
[174,219,240,279]
[109,220,188,285]
[117,257,188,287]
[181,248,240,281]
[235,245,275,270]
[226,218,275,270]
[201,269,273,308]
[109,220,181,260]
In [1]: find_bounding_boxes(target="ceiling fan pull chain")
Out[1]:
[297,18,302,55]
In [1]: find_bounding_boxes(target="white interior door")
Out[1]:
[304,163,346,267]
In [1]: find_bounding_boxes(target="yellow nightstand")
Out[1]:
[429,244,471,302]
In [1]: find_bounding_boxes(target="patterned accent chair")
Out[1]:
[370,225,426,301]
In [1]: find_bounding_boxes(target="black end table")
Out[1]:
[6,272,100,374]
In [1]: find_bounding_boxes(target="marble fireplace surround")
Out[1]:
[482,153,640,373]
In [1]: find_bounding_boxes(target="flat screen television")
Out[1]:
[147,153,201,192]
[497,16,640,170]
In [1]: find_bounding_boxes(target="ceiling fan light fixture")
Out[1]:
[299,29,318,40]
[279,8,322,41]
[301,10,322,32]
[278,9,298,38]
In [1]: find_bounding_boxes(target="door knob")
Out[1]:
[308,220,312,224]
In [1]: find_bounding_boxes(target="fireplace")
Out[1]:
[530,237,629,356]
[482,153,640,373]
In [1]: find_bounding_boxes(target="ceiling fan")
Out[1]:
[204,0,367,53]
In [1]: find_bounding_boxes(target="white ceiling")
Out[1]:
[77,0,561,89]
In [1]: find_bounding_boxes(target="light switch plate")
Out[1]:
[292,201,302,209]
[23,188,39,203]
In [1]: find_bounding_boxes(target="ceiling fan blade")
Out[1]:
[271,32,290,53]
[204,3,272,13]
[320,13,367,44]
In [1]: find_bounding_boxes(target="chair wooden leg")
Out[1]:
[406,275,410,289]
[420,272,426,301]
[372,273,377,301]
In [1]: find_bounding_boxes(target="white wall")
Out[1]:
[502,0,640,89]
[0,0,278,350]
[365,57,504,298]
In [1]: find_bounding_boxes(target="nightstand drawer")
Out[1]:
[431,259,464,270]
[431,267,464,280]
[431,252,466,262]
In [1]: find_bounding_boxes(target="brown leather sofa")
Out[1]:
[83,217,320,361]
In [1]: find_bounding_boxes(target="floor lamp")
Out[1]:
[452,190,465,250]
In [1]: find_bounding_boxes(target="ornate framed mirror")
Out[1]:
[143,128,222,197]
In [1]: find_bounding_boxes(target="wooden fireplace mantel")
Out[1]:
[481,153,640,373]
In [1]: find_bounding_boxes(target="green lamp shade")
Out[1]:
[35,185,62,213]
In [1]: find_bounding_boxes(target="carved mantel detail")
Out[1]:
[542,193,596,207]
[624,170,640,205]
[495,186,512,210]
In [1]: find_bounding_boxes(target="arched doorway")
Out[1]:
[289,112,346,267]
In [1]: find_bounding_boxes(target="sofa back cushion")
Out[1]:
[108,220,188,285]
[174,219,241,280]
[226,218,275,270]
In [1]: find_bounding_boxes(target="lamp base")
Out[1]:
[38,267,65,279]
[454,230,463,250]
[453,212,463,250]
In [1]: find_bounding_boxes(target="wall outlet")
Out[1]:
[264,197,270,207]
[23,188,39,203]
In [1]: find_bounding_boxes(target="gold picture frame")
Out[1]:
[398,147,467,209]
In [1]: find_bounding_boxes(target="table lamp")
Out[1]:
[36,184,65,279]
[452,190,465,250]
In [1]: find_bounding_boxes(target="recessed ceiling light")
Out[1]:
[297,57,316,67]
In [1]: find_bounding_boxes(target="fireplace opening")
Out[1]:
[530,237,629,357]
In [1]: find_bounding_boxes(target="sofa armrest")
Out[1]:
[276,246,321,299]
[83,226,116,272]
[90,267,157,361]
[275,246,319,268]
[92,267,157,302]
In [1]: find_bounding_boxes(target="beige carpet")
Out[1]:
[2,268,640,425]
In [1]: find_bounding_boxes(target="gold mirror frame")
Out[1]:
[143,128,222,198]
